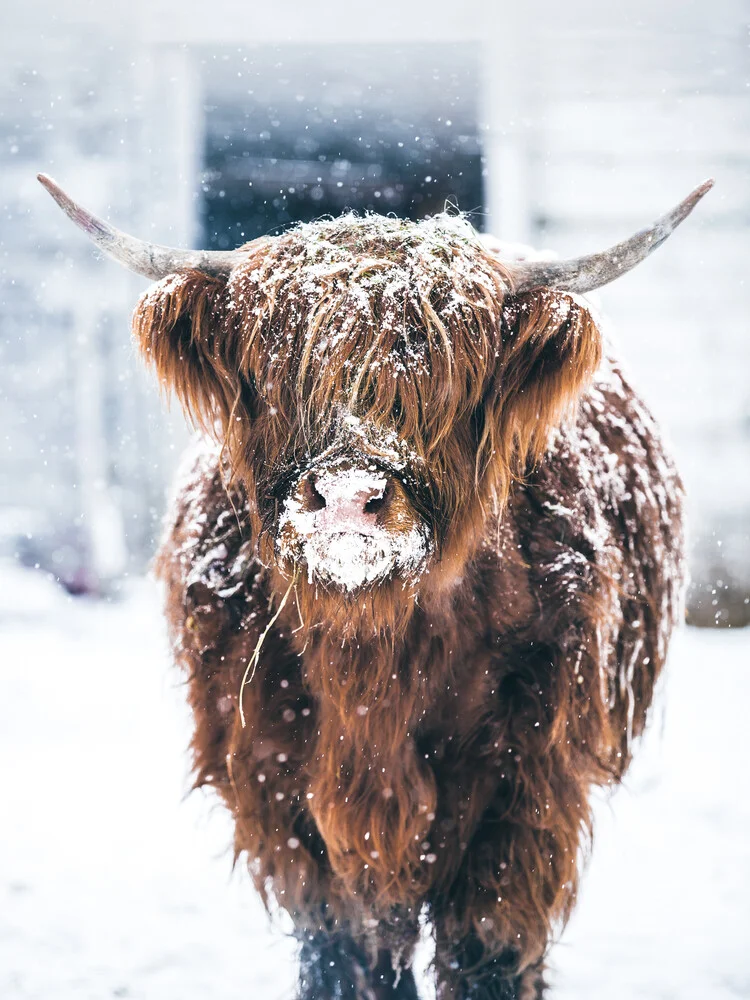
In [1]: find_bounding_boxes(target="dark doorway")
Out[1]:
[199,43,484,246]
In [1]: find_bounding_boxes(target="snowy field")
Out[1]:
[1,562,748,1000]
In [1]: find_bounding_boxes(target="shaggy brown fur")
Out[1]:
[134,214,685,999]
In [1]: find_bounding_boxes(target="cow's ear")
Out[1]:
[132,270,237,431]
[497,288,603,466]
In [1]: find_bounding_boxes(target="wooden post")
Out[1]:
[479,18,535,244]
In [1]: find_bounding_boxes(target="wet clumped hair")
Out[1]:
[39,173,705,998]
[134,212,602,530]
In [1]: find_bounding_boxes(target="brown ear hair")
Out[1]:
[132,270,238,432]
[487,289,602,478]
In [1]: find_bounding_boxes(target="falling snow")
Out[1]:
[1,563,748,1000]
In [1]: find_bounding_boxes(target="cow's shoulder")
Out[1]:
[495,358,685,629]
[155,436,261,646]
[535,357,684,535]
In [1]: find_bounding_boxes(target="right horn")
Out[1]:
[38,173,244,280]
[506,179,714,295]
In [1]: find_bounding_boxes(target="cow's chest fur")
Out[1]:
[160,363,686,941]
[207,531,539,918]
[295,618,508,908]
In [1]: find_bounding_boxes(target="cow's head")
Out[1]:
[39,174,711,634]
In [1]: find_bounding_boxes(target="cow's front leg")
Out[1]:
[296,932,421,1000]
[297,930,373,1000]
[428,809,559,1000]
[433,932,545,1000]
[371,948,421,1000]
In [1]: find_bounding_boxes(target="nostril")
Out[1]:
[364,495,384,515]
[303,476,327,512]
[364,480,392,516]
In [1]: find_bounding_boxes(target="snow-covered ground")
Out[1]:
[1,563,748,999]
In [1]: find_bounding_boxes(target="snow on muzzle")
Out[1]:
[277,463,431,591]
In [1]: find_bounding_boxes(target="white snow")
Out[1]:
[1,562,748,999]
[278,465,429,591]
[294,525,428,592]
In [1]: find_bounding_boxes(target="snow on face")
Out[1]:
[278,466,429,592]
[299,526,428,592]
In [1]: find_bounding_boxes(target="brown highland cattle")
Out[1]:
[40,173,712,1000]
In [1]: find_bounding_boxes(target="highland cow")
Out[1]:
[40,173,712,1000]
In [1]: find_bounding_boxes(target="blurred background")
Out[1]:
[1,3,749,999]
[1,0,748,623]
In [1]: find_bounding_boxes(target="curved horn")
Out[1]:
[37,173,243,280]
[507,179,714,295]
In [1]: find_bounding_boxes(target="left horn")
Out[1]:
[506,179,714,295]
[37,173,243,280]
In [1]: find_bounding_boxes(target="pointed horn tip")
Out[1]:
[37,172,58,193]
[689,177,715,203]
[37,173,73,211]
[36,172,112,244]
[672,178,714,224]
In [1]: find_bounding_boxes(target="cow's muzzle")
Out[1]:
[276,462,430,592]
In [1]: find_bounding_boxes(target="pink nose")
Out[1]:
[302,472,391,533]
